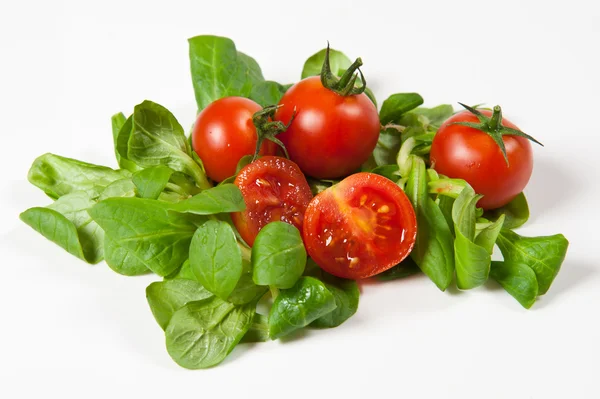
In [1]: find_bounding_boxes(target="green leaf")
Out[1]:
[169,184,245,215]
[127,100,208,188]
[380,93,424,125]
[437,195,455,236]
[21,191,105,264]
[89,197,198,276]
[252,222,306,289]
[98,178,136,201]
[369,164,400,181]
[165,259,196,281]
[111,112,127,166]
[188,35,264,112]
[404,156,454,291]
[410,104,454,128]
[301,48,351,79]
[496,230,569,295]
[475,214,505,254]
[490,261,538,309]
[103,234,149,276]
[241,313,269,343]
[228,259,268,305]
[376,257,421,281]
[28,153,130,200]
[484,192,529,230]
[301,47,376,106]
[114,115,142,172]
[268,277,336,339]
[165,297,255,369]
[452,185,491,289]
[373,125,403,167]
[189,219,243,300]
[146,279,213,330]
[311,274,359,328]
[132,165,174,199]
[249,81,287,106]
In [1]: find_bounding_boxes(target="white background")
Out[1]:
[1,1,599,398]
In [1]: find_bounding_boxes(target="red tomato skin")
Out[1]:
[303,173,417,280]
[430,110,533,210]
[274,76,380,179]
[231,156,313,247]
[191,97,276,182]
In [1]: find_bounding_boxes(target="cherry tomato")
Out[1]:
[430,110,533,210]
[231,156,313,247]
[191,97,277,182]
[274,76,380,179]
[303,172,417,279]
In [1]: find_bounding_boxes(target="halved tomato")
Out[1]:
[231,156,313,247]
[303,173,417,279]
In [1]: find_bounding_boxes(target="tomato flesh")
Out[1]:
[231,156,313,247]
[303,173,417,279]
[430,110,533,210]
[274,76,380,179]
[191,97,276,182]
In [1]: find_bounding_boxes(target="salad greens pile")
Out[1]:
[20,35,568,369]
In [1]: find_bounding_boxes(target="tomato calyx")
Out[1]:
[320,43,367,96]
[451,103,543,165]
[251,104,296,161]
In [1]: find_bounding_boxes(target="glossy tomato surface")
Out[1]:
[231,156,313,247]
[274,76,380,179]
[303,173,417,279]
[191,97,276,182]
[430,110,533,210]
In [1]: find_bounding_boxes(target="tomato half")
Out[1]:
[303,173,417,279]
[430,109,533,210]
[274,76,380,179]
[191,97,277,182]
[231,156,313,247]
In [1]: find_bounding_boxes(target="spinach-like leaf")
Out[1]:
[475,215,505,254]
[98,178,136,200]
[127,100,209,189]
[165,297,255,369]
[496,230,568,295]
[484,192,529,230]
[268,277,336,339]
[20,191,104,264]
[452,185,491,289]
[189,219,243,300]
[311,274,359,328]
[404,156,454,291]
[252,222,306,289]
[114,114,142,173]
[369,164,400,182]
[169,184,245,215]
[132,165,174,199]
[165,259,196,281]
[490,261,538,309]
[188,35,264,112]
[28,153,130,200]
[409,104,454,128]
[146,279,213,330]
[373,125,403,167]
[250,81,287,106]
[380,93,424,125]
[376,257,421,281]
[103,234,149,276]
[228,259,268,305]
[89,197,198,276]
[111,112,127,166]
[241,314,269,343]
[301,47,377,106]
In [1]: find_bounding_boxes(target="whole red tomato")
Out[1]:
[191,97,276,182]
[303,172,417,279]
[231,156,313,247]
[274,76,380,179]
[430,106,537,210]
